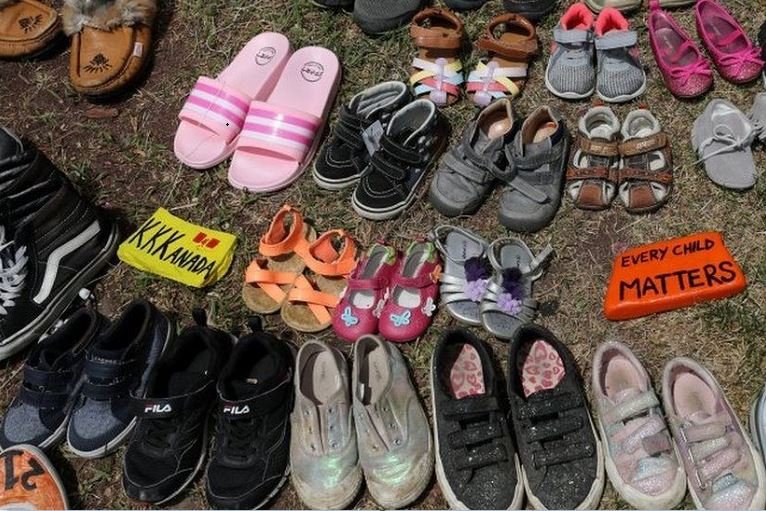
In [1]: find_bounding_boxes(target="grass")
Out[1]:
[0,0,765,508]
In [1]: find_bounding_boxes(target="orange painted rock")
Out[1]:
[604,232,746,321]
[0,445,68,510]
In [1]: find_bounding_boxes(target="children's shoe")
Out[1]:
[750,92,766,143]
[408,8,465,107]
[545,3,596,100]
[663,357,766,510]
[122,311,231,504]
[648,1,712,99]
[430,225,490,326]
[466,14,538,107]
[508,324,605,510]
[67,299,172,459]
[617,109,673,214]
[314,82,412,191]
[0,308,105,450]
[352,335,433,508]
[291,340,361,510]
[332,243,399,342]
[692,99,757,191]
[378,241,440,343]
[353,0,424,35]
[480,238,552,340]
[566,106,621,210]
[0,445,68,510]
[593,342,686,510]
[499,106,568,233]
[594,8,646,103]
[444,0,489,10]
[430,99,516,217]
[503,0,558,23]
[205,319,294,510]
[695,0,764,84]
[431,328,523,510]
[352,99,449,220]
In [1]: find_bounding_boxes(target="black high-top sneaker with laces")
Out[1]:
[507,324,605,510]
[67,299,173,459]
[0,127,61,198]
[313,81,412,190]
[0,175,119,360]
[431,328,523,510]
[122,310,231,504]
[0,307,106,450]
[352,98,449,220]
[205,318,294,510]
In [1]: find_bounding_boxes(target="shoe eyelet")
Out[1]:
[330,441,338,449]
[395,439,402,446]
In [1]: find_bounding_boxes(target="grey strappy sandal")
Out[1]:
[480,238,552,340]
[429,225,490,326]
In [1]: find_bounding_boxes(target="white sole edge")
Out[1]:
[292,465,363,510]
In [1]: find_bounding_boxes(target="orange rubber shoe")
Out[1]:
[0,445,68,510]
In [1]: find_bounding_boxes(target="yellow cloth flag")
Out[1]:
[118,208,237,288]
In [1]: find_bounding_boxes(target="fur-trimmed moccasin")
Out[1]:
[0,0,62,58]
[62,0,157,97]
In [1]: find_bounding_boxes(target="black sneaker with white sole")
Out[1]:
[0,127,60,197]
[0,176,119,360]
[0,307,106,449]
[205,318,294,510]
[431,328,523,510]
[313,81,412,190]
[122,310,231,504]
[352,99,449,220]
[67,299,172,458]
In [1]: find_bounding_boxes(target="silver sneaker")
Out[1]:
[352,335,433,508]
[290,340,362,509]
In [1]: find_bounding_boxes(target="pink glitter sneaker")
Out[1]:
[695,0,764,84]
[648,0,712,98]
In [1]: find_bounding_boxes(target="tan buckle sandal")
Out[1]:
[618,109,673,213]
[0,0,61,58]
[409,7,465,107]
[467,13,538,107]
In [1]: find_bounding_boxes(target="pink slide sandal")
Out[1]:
[174,32,291,170]
[228,46,341,192]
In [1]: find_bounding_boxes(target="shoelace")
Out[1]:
[0,226,27,316]
[219,415,261,460]
[144,417,183,450]
[694,123,754,164]
[680,419,745,493]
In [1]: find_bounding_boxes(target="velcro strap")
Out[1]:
[85,357,135,380]
[566,165,618,183]
[619,133,668,156]
[620,167,673,184]
[410,8,464,50]
[534,442,594,468]
[448,422,504,448]
[442,153,493,184]
[595,30,638,51]
[392,273,435,289]
[23,366,71,388]
[681,422,727,443]
[642,432,672,456]
[526,416,583,442]
[133,382,215,418]
[553,27,592,44]
[443,395,500,418]
[518,393,581,420]
[603,391,659,424]
[219,378,292,417]
[477,36,538,60]
[347,276,388,290]
[381,136,423,165]
[82,379,133,400]
[19,387,68,409]
[579,136,620,157]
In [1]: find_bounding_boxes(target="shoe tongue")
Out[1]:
[37,348,71,372]
[90,344,131,363]
[167,372,208,396]
[689,410,714,424]
[527,387,559,402]
[0,128,23,160]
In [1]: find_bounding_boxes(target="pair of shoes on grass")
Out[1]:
[0,0,157,98]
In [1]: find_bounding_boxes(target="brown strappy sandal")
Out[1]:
[409,7,465,108]
[617,109,673,214]
[467,13,538,107]
[0,0,61,58]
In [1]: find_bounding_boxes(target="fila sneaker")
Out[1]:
[0,307,106,450]
[67,299,173,458]
[205,318,295,509]
[0,175,119,360]
[122,310,231,504]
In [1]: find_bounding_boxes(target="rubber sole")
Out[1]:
[0,220,119,361]
[67,418,137,460]
[544,70,595,101]
[292,465,363,510]
[596,75,647,104]
[207,464,292,510]
[311,160,360,191]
